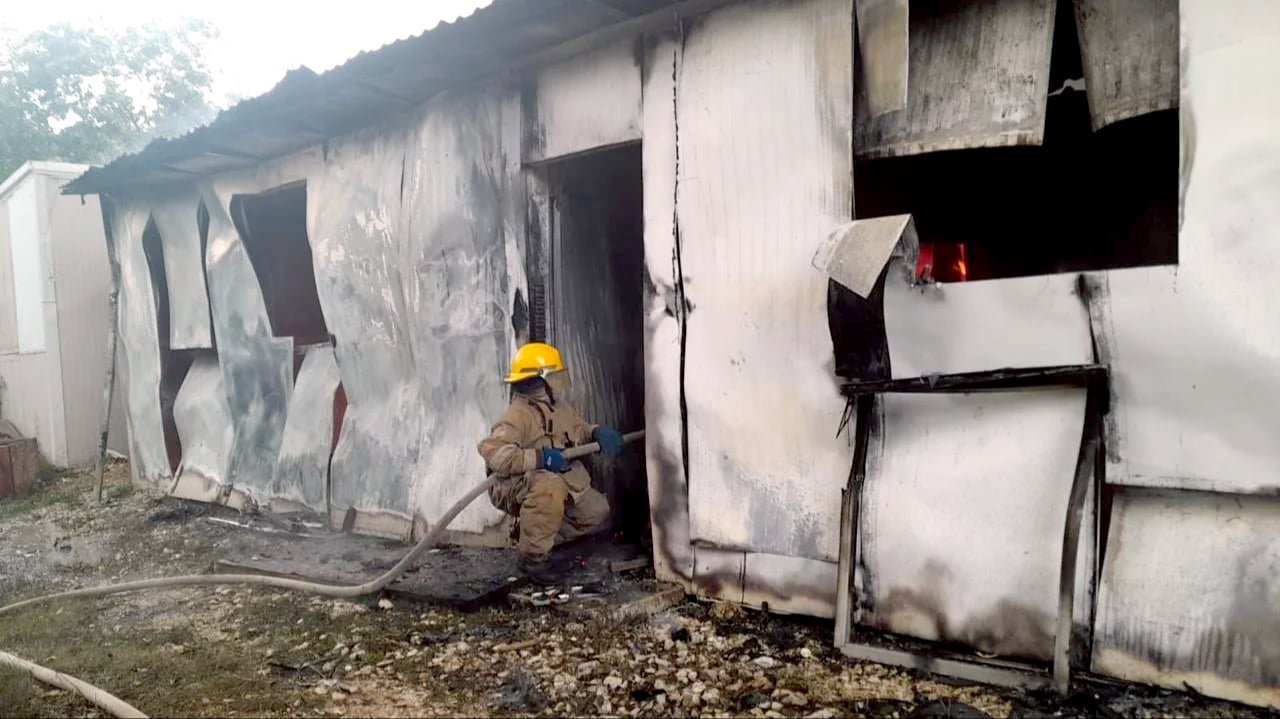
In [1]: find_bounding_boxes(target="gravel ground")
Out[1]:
[0,464,1274,718]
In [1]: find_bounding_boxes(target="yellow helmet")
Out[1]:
[504,342,566,383]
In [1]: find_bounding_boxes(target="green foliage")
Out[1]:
[0,19,219,180]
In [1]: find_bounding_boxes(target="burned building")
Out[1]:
[64,0,1279,708]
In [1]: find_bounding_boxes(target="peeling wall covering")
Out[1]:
[149,192,212,350]
[677,0,854,562]
[109,201,170,485]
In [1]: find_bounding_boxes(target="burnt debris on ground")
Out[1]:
[0,465,1272,718]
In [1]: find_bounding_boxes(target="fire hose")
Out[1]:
[0,430,644,718]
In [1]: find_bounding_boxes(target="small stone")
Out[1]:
[331,691,348,702]
[752,656,780,670]
[784,692,809,707]
[770,701,784,710]
[703,688,721,704]
[377,598,394,610]
[604,674,624,690]
[800,647,813,659]
[314,685,328,696]
[805,710,838,719]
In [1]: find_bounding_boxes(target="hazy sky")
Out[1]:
[3,0,495,104]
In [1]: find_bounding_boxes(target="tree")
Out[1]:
[0,19,219,180]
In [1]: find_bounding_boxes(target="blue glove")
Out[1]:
[538,447,570,473]
[593,426,624,459]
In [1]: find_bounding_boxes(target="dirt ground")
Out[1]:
[0,463,1273,719]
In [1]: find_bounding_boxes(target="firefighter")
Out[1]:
[477,342,624,585]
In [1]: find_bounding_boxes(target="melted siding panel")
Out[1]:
[400,87,522,535]
[109,201,171,485]
[171,355,233,500]
[269,345,340,514]
[149,193,212,350]
[202,182,294,505]
[307,131,423,529]
[676,0,854,562]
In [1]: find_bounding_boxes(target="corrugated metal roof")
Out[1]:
[65,0,694,195]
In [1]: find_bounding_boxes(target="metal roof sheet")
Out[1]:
[64,0,695,195]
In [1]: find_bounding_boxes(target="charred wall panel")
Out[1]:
[1073,0,1179,130]
[269,345,339,514]
[1093,490,1280,707]
[201,183,294,505]
[854,0,1056,159]
[856,389,1088,661]
[108,201,171,485]
[676,0,855,561]
[400,87,523,535]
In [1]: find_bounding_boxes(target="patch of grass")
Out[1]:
[0,476,84,522]
[0,592,338,718]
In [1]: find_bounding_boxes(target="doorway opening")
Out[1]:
[543,143,648,541]
[229,183,330,357]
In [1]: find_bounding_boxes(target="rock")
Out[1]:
[377,598,394,610]
[753,656,780,670]
[805,710,838,719]
[703,688,721,704]
[604,674,624,690]
[577,660,600,677]
[783,692,809,707]
[314,685,329,696]
[800,647,813,659]
[331,691,348,702]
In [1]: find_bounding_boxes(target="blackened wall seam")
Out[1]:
[640,29,696,589]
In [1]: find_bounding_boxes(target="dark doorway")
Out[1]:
[545,144,648,539]
[229,183,329,348]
